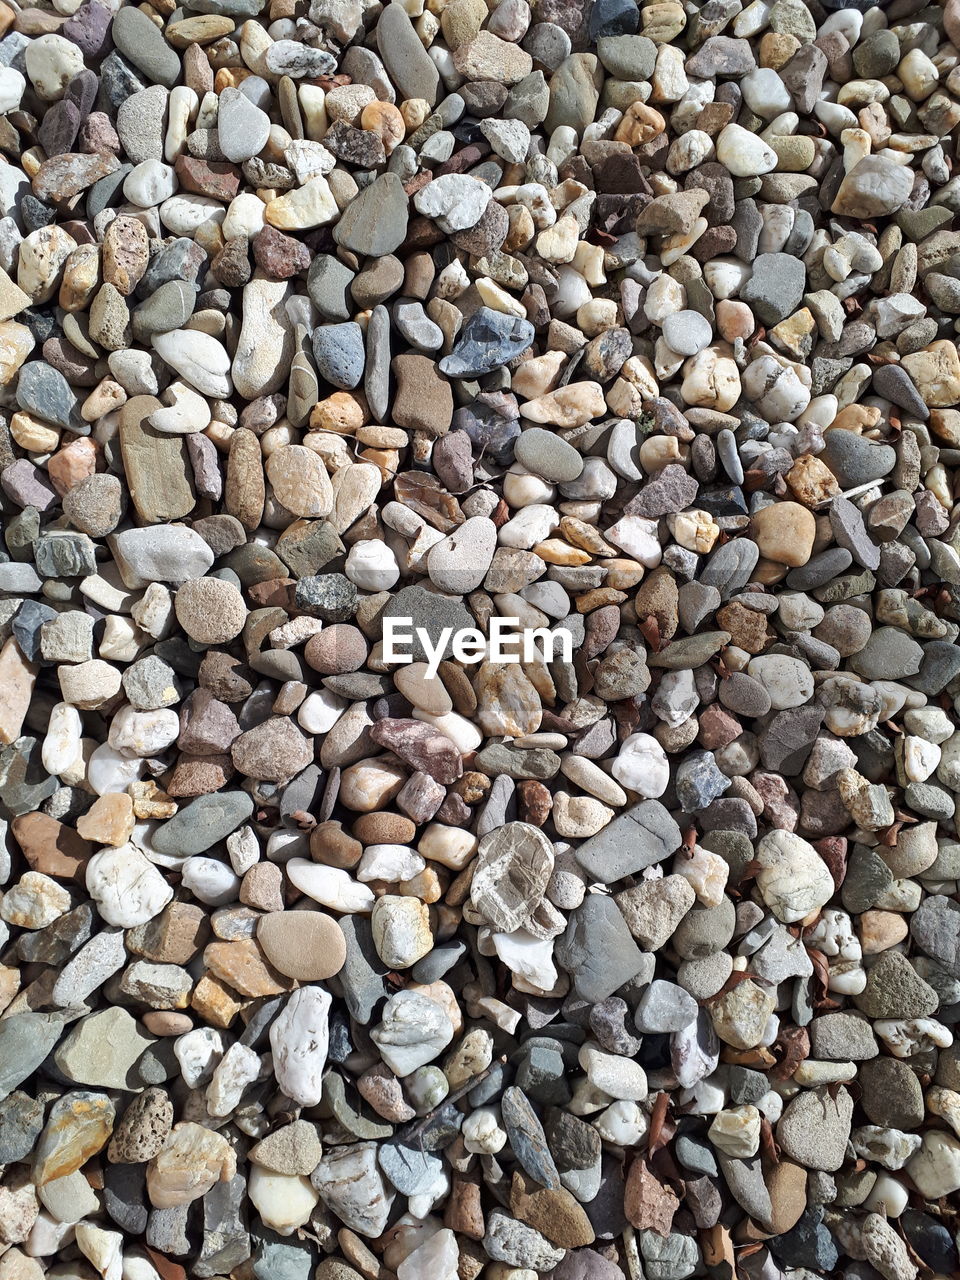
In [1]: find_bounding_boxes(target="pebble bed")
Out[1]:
[3,0,960,1276]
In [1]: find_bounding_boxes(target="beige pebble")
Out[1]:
[257,910,347,981]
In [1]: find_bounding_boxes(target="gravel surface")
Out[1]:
[1,0,960,1277]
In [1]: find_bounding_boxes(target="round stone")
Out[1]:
[305,625,368,675]
[174,578,247,644]
[514,427,585,482]
[662,310,713,356]
[257,910,347,981]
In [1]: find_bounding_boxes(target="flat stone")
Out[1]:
[112,7,181,86]
[257,911,346,981]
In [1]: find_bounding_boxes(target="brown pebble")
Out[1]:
[240,862,285,912]
[310,819,363,869]
[391,354,454,436]
[509,1170,595,1248]
[351,813,417,844]
[11,811,92,881]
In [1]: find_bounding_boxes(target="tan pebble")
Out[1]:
[146,1122,236,1208]
[18,226,77,305]
[257,910,347,981]
[858,909,909,953]
[769,308,816,357]
[0,871,70,929]
[418,823,477,870]
[174,577,247,645]
[751,501,816,567]
[59,244,101,313]
[786,455,841,506]
[551,792,614,838]
[266,443,334,518]
[357,446,398,481]
[338,756,406,811]
[240,862,284,912]
[400,98,430,131]
[203,939,294,997]
[901,340,960,407]
[355,425,407,449]
[394,662,453,716]
[638,435,685,473]
[605,558,647,589]
[760,30,800,69]
[752,557,789,585]
[930,407,960,445]
[9,410,60,453]
[81,378,127,423]
[829,404,881,433]
[130,780,178,820]
[360,100,405,155]
[532,538,591,565]
[101,215,148,297]
[142,1011,193,1036]
[715,299,755,343]
[166,13,235,44]
[475,662,542,737]
[75,793,135,847]
[615,101,666,146]
[248,1121,323,1180]
[519,381,605,427]
[309,391,365,434]
[190,974,243,1028]
[0,321,34,385]
[764,1160,808,1235]
[512,350,566,398]
[264,176,338,231]
[0,965,20,1015]
[399,867,443,903]
[0,637,37,747]
[558,516,616,557]
[510,1170,595,1248]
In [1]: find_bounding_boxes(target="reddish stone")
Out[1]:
[165,754,235,796]
[697,704,741,751]
[251,224,311,279]
[518,779,552,825]
[751,770,800,833]
[174,154,241,201]
[47,435,100,496]
[815,836,848,888]
[247,578,296,610]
